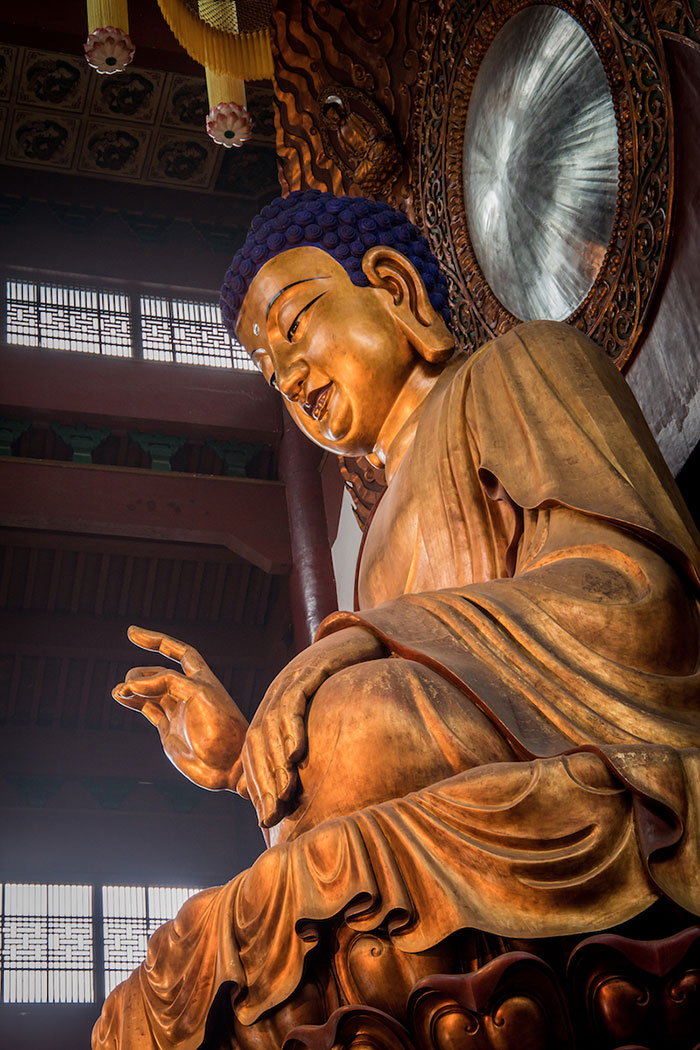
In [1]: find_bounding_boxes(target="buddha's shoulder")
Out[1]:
[461,320,606,377]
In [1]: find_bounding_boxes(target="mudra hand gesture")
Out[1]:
[114,624,385,827]
[113,625,248,792]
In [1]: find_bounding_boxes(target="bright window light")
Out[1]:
[0,883,203,1002]
[140,295,254,370]
[3,279,254,372]
[102,885,201,996]
[1,883,94,1003]
[5,280,131,357]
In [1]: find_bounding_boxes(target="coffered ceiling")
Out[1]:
[0,40,278,198]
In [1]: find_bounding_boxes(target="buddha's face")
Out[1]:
[236,246,418,457]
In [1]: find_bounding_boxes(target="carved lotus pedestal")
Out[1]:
[226,922,700,1050]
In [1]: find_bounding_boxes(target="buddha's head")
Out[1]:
[221,191,455,457]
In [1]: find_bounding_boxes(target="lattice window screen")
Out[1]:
[102,885,201,996]
[3,280,254,371]
[0,883,202,1002]
[1,883,94,1003]
[140,294,254,370]
[5,280,132,357]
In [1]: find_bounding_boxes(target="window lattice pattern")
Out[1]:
[140,295,254,370]
[3,280,255,371]
[102,885,201,996]
[0,883,202,1003]
[101,886,147,998]
[5,280,132,357]
[1,883,94,1003]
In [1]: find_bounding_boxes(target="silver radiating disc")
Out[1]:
[463,5,618,321]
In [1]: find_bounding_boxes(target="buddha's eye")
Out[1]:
[286,291,327,342]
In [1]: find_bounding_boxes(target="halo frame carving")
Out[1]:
[317,83,403,197]
[413,0,673,368]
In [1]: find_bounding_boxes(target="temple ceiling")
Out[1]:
[0,41,278,199]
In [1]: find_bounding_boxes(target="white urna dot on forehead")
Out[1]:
[253,323,260,336]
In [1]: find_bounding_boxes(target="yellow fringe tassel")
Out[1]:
[157,0,273,79]
[87,0,129,34]
[206,68,246,109]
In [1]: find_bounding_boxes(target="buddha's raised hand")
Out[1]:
[238,625,386,827]
[113,626,248,791]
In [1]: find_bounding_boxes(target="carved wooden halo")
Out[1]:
[413,0,673,368]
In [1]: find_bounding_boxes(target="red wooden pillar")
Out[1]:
[279,414,338,650]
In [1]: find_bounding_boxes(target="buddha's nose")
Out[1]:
[277,359,308,402]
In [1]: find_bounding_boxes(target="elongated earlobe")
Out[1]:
[362,246,455,362]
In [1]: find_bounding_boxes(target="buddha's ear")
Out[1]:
[361,245,455,363]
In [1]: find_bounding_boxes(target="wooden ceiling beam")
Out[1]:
[0,611,285,667]
[0,528,247,562]
[0,458,291,574]
[0,344,282,444]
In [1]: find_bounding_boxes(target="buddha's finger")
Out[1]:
[113,683,147,711]
[230,755,248,798]
[241,732,271,809]
[140,694,179,725]
[235,770,250,799]
[263,792,286,827]
[113,683,166,728]
[125,666,168,683]
[279,695,307,763]
[262,714,294,800]
[120,671,195,703]
[127,625,212,680]
[123,669,179,694]
[242,729,277,825]
[276,765,297,802]
[127,625,171,653]
[141,700,168,728]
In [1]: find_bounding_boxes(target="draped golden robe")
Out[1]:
[93,321,700,1050]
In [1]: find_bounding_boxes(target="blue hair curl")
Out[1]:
[220,190,452,334]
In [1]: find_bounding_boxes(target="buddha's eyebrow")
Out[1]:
[266,277,330,321]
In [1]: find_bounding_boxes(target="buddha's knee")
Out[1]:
[284,658,512,836]
[306,657,512,774]
[307,658,423,759]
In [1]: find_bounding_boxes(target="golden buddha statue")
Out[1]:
[93,192,700,1050]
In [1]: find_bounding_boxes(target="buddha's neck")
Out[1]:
[373,361,445,483]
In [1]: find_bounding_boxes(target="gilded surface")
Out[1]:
[318,85,403,198]
[93,241,700,1050]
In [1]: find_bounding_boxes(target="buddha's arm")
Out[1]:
[113,625,249,791]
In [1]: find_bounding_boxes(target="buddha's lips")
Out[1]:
[303,382,332,420]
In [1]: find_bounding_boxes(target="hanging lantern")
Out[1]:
[205,70,253,147]
[84,0,135,74]
[157,1,273,146]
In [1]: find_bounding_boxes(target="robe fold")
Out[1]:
[92,321,700,1050]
